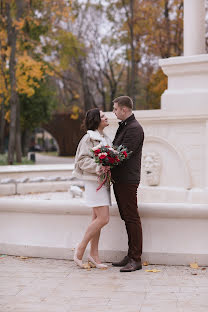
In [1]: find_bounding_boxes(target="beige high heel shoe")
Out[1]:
[73,246,84,268]
[88,255,108,269]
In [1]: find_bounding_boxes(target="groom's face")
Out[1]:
[113,102,125,121]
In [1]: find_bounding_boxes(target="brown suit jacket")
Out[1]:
[111,114,144,184]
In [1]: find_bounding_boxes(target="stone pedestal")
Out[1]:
[159,54,208,114]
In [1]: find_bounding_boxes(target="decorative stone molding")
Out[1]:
[0,176,83,185]
[141,136,192,189]
[1,178,16,184]
[142,151,162,186]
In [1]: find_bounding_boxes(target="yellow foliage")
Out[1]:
[146,68,167,109]
[0,0,73,106]
[4,111,10,123]
[73,93,80,100]
[70,105,80,120]
[16,52,45,96]
[13,19,25,30]
[0,30,7,42]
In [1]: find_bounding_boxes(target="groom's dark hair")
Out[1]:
[84,108,101,131]
[113,96,133,109]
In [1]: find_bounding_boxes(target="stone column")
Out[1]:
[184,0,205,56]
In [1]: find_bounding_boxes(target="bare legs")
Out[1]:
[76,205,109,263]
[89,209,101,263]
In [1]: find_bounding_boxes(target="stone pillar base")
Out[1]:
[159,54,208,114]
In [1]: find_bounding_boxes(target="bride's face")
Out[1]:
[99,111,109,129]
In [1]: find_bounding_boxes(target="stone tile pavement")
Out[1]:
[0,255,208,312]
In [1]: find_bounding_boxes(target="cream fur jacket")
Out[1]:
[72,130,112,181]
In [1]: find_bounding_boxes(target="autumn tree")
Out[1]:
[0,0,73,163]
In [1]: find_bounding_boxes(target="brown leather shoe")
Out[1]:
[120,258,142,272]
[112,256,130,267]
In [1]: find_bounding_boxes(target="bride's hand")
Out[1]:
[100,165,110,173]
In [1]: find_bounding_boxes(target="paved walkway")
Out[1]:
[0,255,208,312]
[34,153,74,165]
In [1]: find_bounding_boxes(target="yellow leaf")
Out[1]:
[70,114,79,120]
[83,263,91,269]
[145,269,161,273]
[143,261,149,266]
[4,111,10,123]
[99,267,108,270]
[190,263,199,269]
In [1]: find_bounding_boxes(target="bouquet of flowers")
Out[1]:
[91,144,132,191]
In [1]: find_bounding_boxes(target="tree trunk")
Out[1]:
[101,90,106,112]
[0,101,5,154]
[164,0,171,58]
[6,0,24,164]
[15,97,22,162]
[77,58,96,112]
[129,0,136,104]
[0,6,7,155]
[123,0,136,105]
[21,129,31,157]
[7,2,17,164]
[126,47,131,95]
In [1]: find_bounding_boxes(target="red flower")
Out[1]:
[108,157,115,164]
[123,151,127,158]
[94,149,101,154]
[99,155,107,160]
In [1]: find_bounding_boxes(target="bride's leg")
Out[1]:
[90,210,101,261]
[77,205,109,260]
[90,224,101,263]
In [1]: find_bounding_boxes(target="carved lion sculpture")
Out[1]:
[143,151,162,186]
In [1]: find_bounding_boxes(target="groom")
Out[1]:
[111,96,144,272]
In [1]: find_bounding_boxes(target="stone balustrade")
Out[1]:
[0,164,77,196]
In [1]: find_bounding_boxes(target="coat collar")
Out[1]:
[118,113,135,127]
[87,130,105,141]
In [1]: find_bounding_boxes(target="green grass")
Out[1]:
[0,154,34,166]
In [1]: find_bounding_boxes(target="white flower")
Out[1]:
[98,152,107,157]
[92,144,102,151]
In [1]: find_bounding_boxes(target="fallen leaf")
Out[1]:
[83,263,91,269]
[190,263,199,269]
[99,267,108,270]
[201,268,206,271]
[145,269,161,273]
[143,261,149,266]
[191,273,197,275]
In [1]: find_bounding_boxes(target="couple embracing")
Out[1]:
[73,96,144,273]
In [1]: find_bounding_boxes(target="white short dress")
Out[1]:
[84,130,112,208]
[85,181,112,207]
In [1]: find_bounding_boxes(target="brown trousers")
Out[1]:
[113,183,143,261]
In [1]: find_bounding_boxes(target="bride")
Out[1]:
[72,108,112,269]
